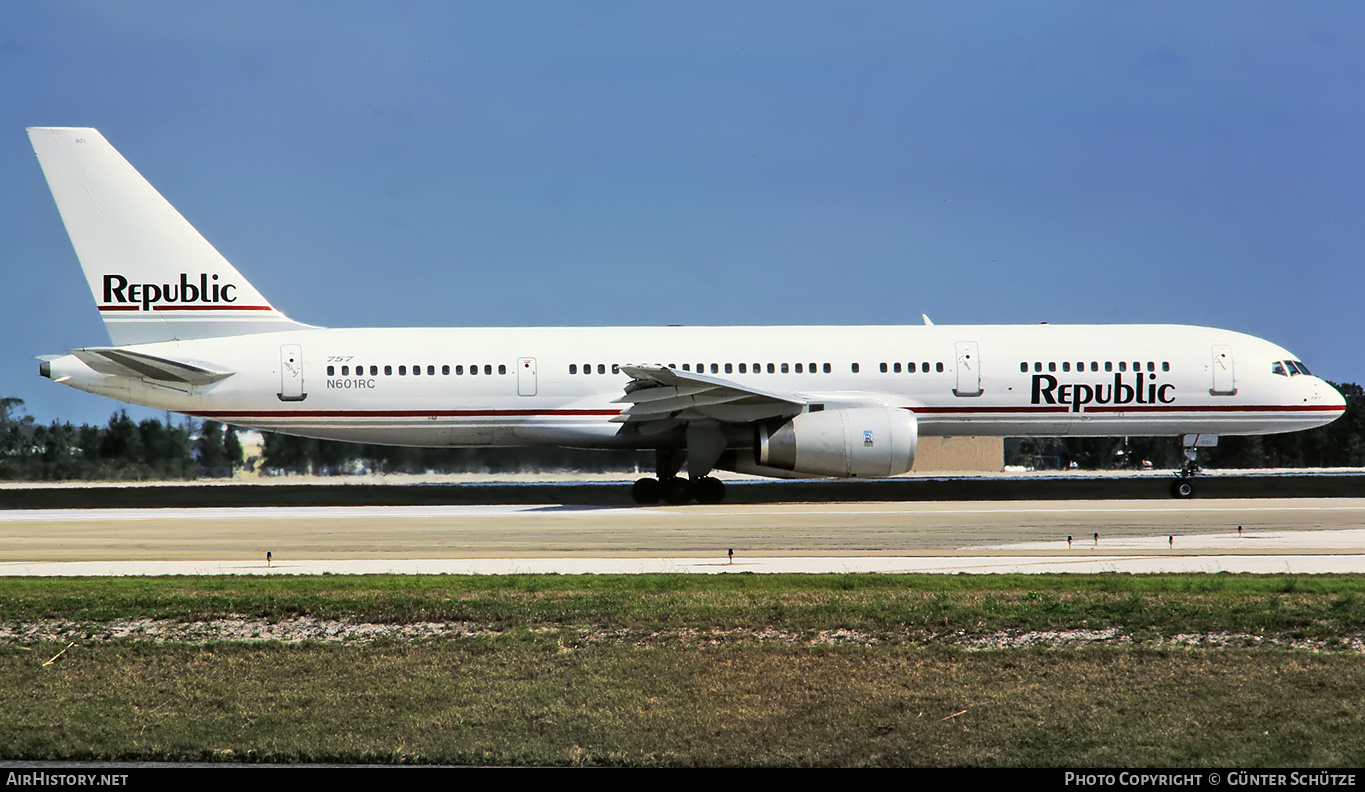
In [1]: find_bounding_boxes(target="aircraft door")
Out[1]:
[278,344,306,402]
[517,357,537,396]
[953,341,982,397]
[1210,345,1236,395]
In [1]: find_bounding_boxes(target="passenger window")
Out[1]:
[1162,362,1169,372]
[327,365,335,376]
[880,362,888,373]
[710,363,718,374]
[1062,362,1070,373]
[767,363,775,373]
[485,365,492,375]
[892,363,900,373]
[739,363,747,373]
[682,364,690,371]
[442,365,450,375]
[384,365,392,376]
[1091,362,1098,372]
[1048,362,1056,372]
[371,366,378,376]
[1105,362,1113,372]
[598,364,606,374]
[413,365,421,376]
[851,363,860,373]
[499,365,507,375]
[936,362,944,373]
[1034,362,1042,372]
[823,363,831,373]
[781,363,789,373]
[725,363,733,374]
[399,366,407,375]
[612,364,619,374]
[796,363,804,373]
[428,365,436,376]
[1119,362,1126,372]
[456,365,463,375]
[1147,362,1154,372]
[469,365,476,375]
[1020,362,1027,373]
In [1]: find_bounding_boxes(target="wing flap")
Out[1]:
[613,365,805,427]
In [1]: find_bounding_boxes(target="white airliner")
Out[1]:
[27,127,1346,503]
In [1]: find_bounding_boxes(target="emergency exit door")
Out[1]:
[517,357,537,396]
[278,344,306,402]
[953,341,982,397]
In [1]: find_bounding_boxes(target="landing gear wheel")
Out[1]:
[691,476,726,504]
[632,477,662,505]
[662,476,694,505]
[1171,479,1195,499]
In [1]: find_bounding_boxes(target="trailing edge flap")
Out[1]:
[613,365,805,427]
[70,347,234,386]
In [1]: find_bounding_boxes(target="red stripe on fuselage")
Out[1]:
[194,409,621,419]
[913,404,1342,415]
[99,304,275,312]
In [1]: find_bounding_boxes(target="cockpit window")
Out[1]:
[1273,360,1314,377]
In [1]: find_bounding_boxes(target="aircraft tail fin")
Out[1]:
[27,127,311,346]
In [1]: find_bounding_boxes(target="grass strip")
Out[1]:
[0,574,1363,639]
[1,642,1361,767]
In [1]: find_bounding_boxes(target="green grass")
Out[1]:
[2,642,1362,766]
[1,573,1363,766]
[1,573,1363,639]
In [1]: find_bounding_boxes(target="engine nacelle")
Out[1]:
[756,407,918,478]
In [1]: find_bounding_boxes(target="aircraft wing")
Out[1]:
[612,364,805,435]
[70,347,234,386]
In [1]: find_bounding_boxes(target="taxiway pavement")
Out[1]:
[1,498,1362,575]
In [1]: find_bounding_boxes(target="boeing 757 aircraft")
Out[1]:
[26,127,1346,503]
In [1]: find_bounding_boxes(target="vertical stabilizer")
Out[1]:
[28,127,311,346]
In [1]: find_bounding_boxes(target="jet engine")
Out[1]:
[755,407,918,478]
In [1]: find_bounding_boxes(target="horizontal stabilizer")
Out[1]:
[70,347,234,386]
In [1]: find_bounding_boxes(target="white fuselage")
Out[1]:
[45,322,1346,450]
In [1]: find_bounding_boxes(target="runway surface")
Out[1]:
[2,498,1363,575]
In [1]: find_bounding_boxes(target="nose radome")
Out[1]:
[1323,381,1347,411]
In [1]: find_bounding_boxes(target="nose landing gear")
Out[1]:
[1171,434,1217,499]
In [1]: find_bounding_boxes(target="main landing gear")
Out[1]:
[1170,433,1217,499]
[632,475,726,505]
[632,447,727,505]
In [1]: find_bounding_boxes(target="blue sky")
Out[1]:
[3,2,1363,428]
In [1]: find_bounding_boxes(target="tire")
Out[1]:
[632,477,662,505]
[692,476,726,504]
[1171,479,1195,499]
[662,476,694,505]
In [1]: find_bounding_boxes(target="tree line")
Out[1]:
[1,383,1361,480]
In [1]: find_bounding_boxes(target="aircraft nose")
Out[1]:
[1323,380,1348,412]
